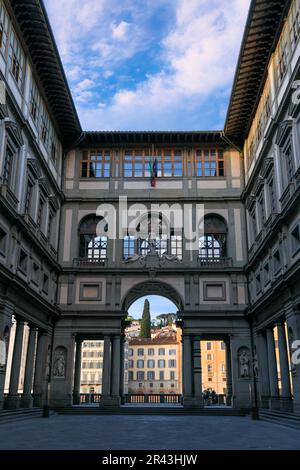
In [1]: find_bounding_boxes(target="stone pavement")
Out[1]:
[0,415,300,450]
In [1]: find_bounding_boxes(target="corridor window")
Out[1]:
[195,148,224,177]
[290,0,300,48]
[30,79,40,123]
[276,30,289,86]
[124,150,151,177]
[171,232,183,259]
[81,150,111,178]
[148,348,155,356]
[199,216,227,259]
[155,149,183,177]
[158,348,165,356]
[0,2,9,56]
[9,29,24,87]
[40,104,50,146]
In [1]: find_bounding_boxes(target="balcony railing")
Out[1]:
[198,257,233,268]
[73,257,108,268]
[79,393,102,404]
[125,394,182,404]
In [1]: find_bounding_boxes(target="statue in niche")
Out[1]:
[53,347,66,378]
[239,348,250,378]
[253,346,259,378]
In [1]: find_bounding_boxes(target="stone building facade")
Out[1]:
[0,0,299,414]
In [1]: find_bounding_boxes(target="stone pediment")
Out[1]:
[275,120,293,147]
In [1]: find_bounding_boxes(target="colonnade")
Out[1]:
[0,317,50,410]
[256,319,293,411]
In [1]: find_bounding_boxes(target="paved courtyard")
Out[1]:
[0,415,300,450]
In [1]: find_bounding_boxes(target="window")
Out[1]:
[79,216,108,261]
[40,105,50,146]
[0,227,7,255]
[273,250,282,275]
[137,371,144,380]
[128,360,134,368]
[169,360,176,368]
[263,262,270,285]
[208,364,213,373]
[276,30,289,85]
[0,2,9,56]
[258,193,265,230]
[290,0,300,49]
[47,210,55,243]
[249,205,257,242]
[128,371,134,381]
[25,177,35,218]
[282,139,295,184]
[207,342,212,350]
[123,235,135,259]
[199,216,227,259]
[32,262,39,285]
[207,354,212,360]
[170,230,183,259]
[256,273,261,294]
[147,360,155,368]
[158,360,165,368]
[37,192,46,231]
[148,348,155,356]
[195,148,224,177]
[137,348,144,356]
[81,150,111,178]
[124,150,151,177]
[267,176,277,214]
[170,371,175,380]
[159,371,164,380]
[9,29,24,87]
[128,348,134,356]
[50,138,57,164]
[169,349,176,356]
[155,149,183,177]
[291,224,300,255]
[30,79,40,123]
[3,145,16,190]
[137,360,144,368]
[18,249,28,274]
[147,371,155,381]
[158,348,165,356]
[42,274,49,294]
[220,342,226,350]
[221,363,226,373]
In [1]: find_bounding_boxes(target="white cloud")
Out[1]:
[44,0,251,130]
[111,21,131,40]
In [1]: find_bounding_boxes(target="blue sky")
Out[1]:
[44,0,251,131]
[128,296,177,320]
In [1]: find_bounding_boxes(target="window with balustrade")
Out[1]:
[199,216,227,260]
[79,216,108,261]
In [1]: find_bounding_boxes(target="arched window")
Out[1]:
[79,216,108,261]
[199,215,227,260]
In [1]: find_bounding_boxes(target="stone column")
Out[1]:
[5,319,25,409]
[0,303,13,410]
[183,335,192,396]
[20,326,38,408]
[73,339,82,405]
[256,331,270,408]
[111,335,121,405]
[266,327,280,409]
[277,321,292,411]
[99,335,111,407]
[286,308,300,415]
[225,338,233,406]
[119,337,125,404]
[192,338,203,402]
[33,330,50,407]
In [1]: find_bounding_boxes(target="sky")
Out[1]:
[128,296,177,320]
[44,0,251,131]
